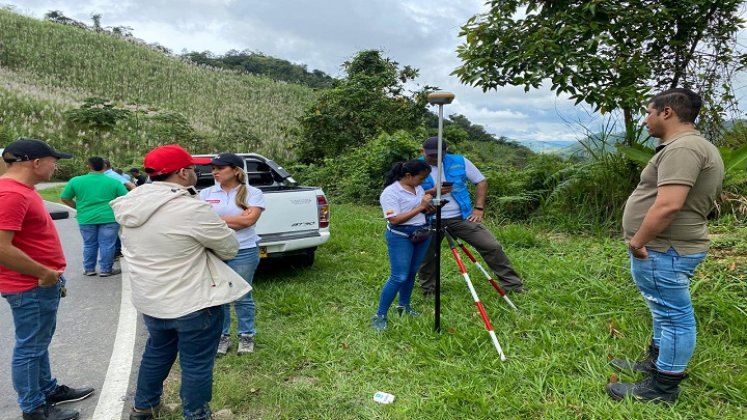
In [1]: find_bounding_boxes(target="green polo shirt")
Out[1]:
[61,172,128,225]
[622,130,724,254]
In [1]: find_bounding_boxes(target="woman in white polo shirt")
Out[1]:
[372,159,433,331]
[199,153,265,355]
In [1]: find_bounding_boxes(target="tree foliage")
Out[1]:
[295,50,428,163]
[182,50,335,88]
[454,1,746,145]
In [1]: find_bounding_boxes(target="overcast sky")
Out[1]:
[6,0,607,143]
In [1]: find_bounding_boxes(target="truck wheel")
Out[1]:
[292,251,315,268]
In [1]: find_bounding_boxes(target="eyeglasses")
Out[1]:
[183,166,201,176]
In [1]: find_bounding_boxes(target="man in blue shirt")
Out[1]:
[418,137,525,295]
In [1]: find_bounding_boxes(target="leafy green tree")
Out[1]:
[296,50,428,162]
[454,1,746,146]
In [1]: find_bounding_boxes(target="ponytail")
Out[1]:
[383,159,431,187]
[234,168,249,210]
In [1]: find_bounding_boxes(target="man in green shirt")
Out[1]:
[607,88,724,403]
[61,157,128,277]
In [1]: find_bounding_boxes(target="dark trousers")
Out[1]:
[418,218,524,292]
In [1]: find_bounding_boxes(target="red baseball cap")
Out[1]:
[143,144,211,176]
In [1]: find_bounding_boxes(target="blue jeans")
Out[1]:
[134,306,223,420]
[376,225,432,316]
[630,247,706,373]
[222,247,260,337]
[2,281,62,412]
[79,222,119,273]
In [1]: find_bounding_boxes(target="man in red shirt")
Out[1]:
[0,138,94,420]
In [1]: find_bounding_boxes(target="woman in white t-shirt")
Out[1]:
[372,159,433,331]
[199,153,265,355]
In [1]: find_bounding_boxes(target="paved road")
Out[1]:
[0,202,144,420]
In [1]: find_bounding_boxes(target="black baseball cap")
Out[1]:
[2,138,73,162]
[211,153,243,168]
[422,136,448,155]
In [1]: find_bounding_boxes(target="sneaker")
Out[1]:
[237,335,255,354]
[99,269,121,277]
[216,335,230,356]
[23,405,79,420]
[396,305,420,317]
[371,314,387,331]
[46,384,95,406]
[83,271,97,277]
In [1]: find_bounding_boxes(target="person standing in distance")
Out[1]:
[418,137,525,295]
[61,156,128,277]
[111,144,250,420]
[200,153,265,355]
[0,138,94,420]
[607,88,724,403]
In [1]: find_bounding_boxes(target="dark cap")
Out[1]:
[211,153,243,168]
[2,138,73,162]
[128,167,141,174]
[422,136,447,155]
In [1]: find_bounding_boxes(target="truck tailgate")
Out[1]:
[255,188,320,237]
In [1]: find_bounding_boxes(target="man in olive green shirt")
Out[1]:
[607,88,724,403]
[61,156,128,277]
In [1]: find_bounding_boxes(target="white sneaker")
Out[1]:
[237,335,255,354]
[216,336,230,356]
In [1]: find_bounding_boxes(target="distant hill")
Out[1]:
[0,8,316,166]
[518,140,578,153]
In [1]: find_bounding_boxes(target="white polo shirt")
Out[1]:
[199,184,265,249]
[380,181,427,226]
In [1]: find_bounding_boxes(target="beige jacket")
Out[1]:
[111,182,250,318]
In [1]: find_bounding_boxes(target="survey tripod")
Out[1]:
[431,225,516,360]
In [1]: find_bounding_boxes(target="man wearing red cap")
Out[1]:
[110,144,250,420]
[0,138,94,420]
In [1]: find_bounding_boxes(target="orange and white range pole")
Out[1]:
[444,232,507,361]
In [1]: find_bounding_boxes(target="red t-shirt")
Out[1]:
[0,178,66,293]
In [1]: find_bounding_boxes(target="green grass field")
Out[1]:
[152,203,747,419]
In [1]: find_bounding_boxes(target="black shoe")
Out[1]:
[607,370,687,404]
[23,404,79,420]
[46,385,95,406]
[99,269,121,277]
[610,343,658,374]
[504,286,527,294]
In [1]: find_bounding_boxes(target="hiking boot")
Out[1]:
[83,271,97,277]
[216,335,230,356]
[396,305,420,317]
[46,385,95,406]
[607,370,687,404]
[237,335,255,354]
[129,405,162,420]
[99,269,121,277]
[371,314,387,331]
[610,343,659,374]
[23,405,79,420]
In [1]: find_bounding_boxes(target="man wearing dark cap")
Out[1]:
[0,138,94,420]
[419,137,525,295]
[110,144,250,420]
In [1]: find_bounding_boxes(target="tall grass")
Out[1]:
[154,204,747,419]
[0,9,316,162]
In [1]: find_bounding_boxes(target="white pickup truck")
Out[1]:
[194,153,330,267]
